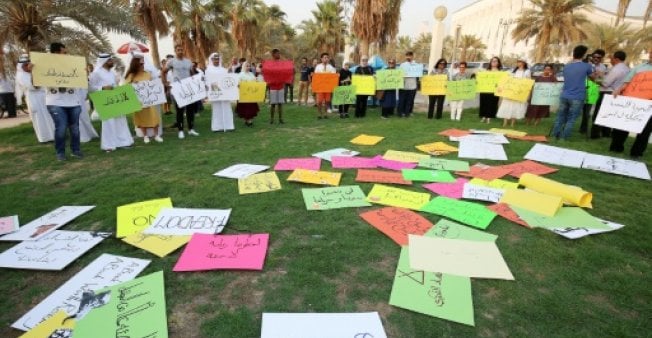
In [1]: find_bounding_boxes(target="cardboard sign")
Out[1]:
[420,196,496,229]
[383,150,429,163]
[0,206,95,242]
[143,207,231,236]
[170,73,208,107]
[423,178,468,199]
[238,172,282,194]
[458,140,508,161]
[519,173,592,207]
[418,158,469,171]
[331,85,356,105]
[312,148,359,162]
[206,73,240,101]
[581,153,650,180]
[512,206,610,230]
[499,189,563,217]
[131,78,167,107]
[455,163,512,181]
[121,233,191,257]
[402,169,456,183]
[116,198,173,238]
[487,203,531,228]
[462,184,504,203]
[287,169,342,186]
[586,80,600,104]
[420,75,447,95]
[622,70,652,99]
[350,134,384,145]
[530,82,563,106]
[261,312,387,338]
[399,63,424,77]
[375,69,405,90]
[0,215,19,235]
[12,254,150,331]
[174,233,269,271]
[495,77,535,102]
[302,186,371,210]
[366,184,431,210]
[30,52,88,88]
[372,155,418,171]
[262,60,294,85]
[595,94,652,134]
[311,73,339,93]
[359,207,433,245]
[213,164,270,179]
[498,160,558,178]
[239,81,267,103]
[355,169,413,185]
[550,218,625,239]
[89,84,142,120]
[18,310,75,338]
[475,71,509,93]
[524,143,587,169]
[274,157,321,171]
[438,128,471,137]
[415,141,459,156]
[446,80,476,100]
[331,156,377,169]
[351,75,376,95]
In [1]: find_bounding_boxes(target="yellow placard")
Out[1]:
[287,169,342,186]
[469,178,519,190]
[30,52,88,88]
[238,172,282,194]
[116,197,173,238]
[350,134,385,145]
[495,77,535,102]
[351,75,376,95]
[366,184,431,210]
[239,81,267,103]
[499,188,563,217]
[415,142,458,155]
[420,74,448,95]
[488,128,527,137]
[383,150,429,163]
[475,71,509,93]
[19,310,75,338]
[518,173,592,207]
[121,233,191,257]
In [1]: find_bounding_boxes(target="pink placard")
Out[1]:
[274,158,321,171]
[331,156,377,169]
[173,233,269,271]
[372,155,418,171]
[422,178,468,199]
[0,215,19,236]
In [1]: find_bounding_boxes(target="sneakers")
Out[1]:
[144,136,151,144]
[188,129,200,136]
[178,131,185,139]
[56,153,66,161]
[71,152,84,159]
[327,108,332,114]
[154,136,164,143]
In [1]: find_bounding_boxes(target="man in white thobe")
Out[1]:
[205,53,235,132]
[15,55,55,143]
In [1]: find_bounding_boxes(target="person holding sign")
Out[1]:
[497,58,531,127]
[398,51,418,117]
[610,49,652,159]
[124,54,162,144]
[525,64,557,126]
[264,48,288,124]
[314,53,336,119]
[338,62,352,118]
[478,57,503,123]
[590,51,629,139]
[427,58,448,120]
[206,53,235,132]
[448,62,471,121]
[354,56,374,118]
[15,55,55,143]
[89,53,135,151]
[380,59,399,119]
[168,45,199,139]
[235,61,260,127]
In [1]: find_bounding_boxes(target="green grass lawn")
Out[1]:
[0,103,650,338]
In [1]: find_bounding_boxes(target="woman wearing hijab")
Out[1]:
[15,55,55,143]
[124,54,162,143]
[235,61,260,126]
[206,53,235,132]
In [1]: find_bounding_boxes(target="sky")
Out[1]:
[110,0,647,59]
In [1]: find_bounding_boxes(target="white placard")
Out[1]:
[143,207,231,235]
[131,78,167,108]
[206,73,240,102]
[452,133,510,144]
[595,94,652,134]
[462,184,505,203]
[12,253,150,331]
[261,312,387,338]
[524,143,587,168]
[550,218,625,239]
[0,206,95,242]
[312,148,360,162]
[170,73,208,108]
[458,140,508,161]
[0,230,110,270]
[581,153,650,180]
[213,164,270,179]
[0,215,19,235]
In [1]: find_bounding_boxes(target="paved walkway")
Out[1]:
[0,114,31,130]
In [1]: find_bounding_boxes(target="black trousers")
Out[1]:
[579,103,592,133]
[0,92,17,117]
[398,89,417,116]
[590,92,611,138]
[355,95,369,117]
[610,117,652,157]
[428,95,445,119]
[382,107,395,117]
[176,100,198,131]
[284,83,294,103]
[338,104,350,114]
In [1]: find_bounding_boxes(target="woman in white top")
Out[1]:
[205,53,235,132]
[496,58,531,127]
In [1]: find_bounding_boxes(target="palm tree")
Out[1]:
[412,33,431,62]
[255,4,296,57]
[512,0,593,63]
[615,0,631,26]
[230,0,264,58]
[583,22,639,57]
[645,1,652,27]
[132,0,170,69]
[296,1,346,60]
[350,0,403,57]
[458,34,486,62]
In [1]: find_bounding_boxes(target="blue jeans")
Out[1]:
[47,105,81,156]
[551,98,583,140]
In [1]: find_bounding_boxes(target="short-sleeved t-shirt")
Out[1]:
[300,65,311,81]
[168,58,192,82]
[561,61,593,100]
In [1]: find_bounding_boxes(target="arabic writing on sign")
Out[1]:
[132,79,166,107]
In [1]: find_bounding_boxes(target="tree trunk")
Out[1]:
[359,39,370,59]
[147,29,161,69]
[460,49,467,62]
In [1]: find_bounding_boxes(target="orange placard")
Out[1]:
[497,160,558,179]
[359,207,434,245]
[622,71,652,100]
[506,134,548,142]
[437,128,471,137]
[311,73,339,93]
[487,203,532,228]
[455,164,512,181]
[355,169,412,186]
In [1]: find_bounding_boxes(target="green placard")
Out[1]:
[420,196,496,229]
[511,206,610,230]
[331,85,356,105]
[586,80,600,104]
[89,84,142,121]
[446,79,476,101]
[375,69,405,90]
[401,169,456,183]
[302,185,371,210]
[418,158,470,172]
[475,71,508,93]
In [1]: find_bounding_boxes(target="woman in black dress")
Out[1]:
[478,56,503,124]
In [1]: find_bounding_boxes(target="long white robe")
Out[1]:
[15,68,55,143]
[89,67,133,150]
[77,88,99,142]
[205,56,235,132]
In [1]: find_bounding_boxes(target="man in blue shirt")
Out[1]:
[551,45,595,140]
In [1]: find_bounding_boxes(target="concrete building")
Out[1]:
[449,0,646,62]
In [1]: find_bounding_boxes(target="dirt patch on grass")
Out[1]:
[584,294,638,319]
[219,272,264,312]
[169,296,209,338]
